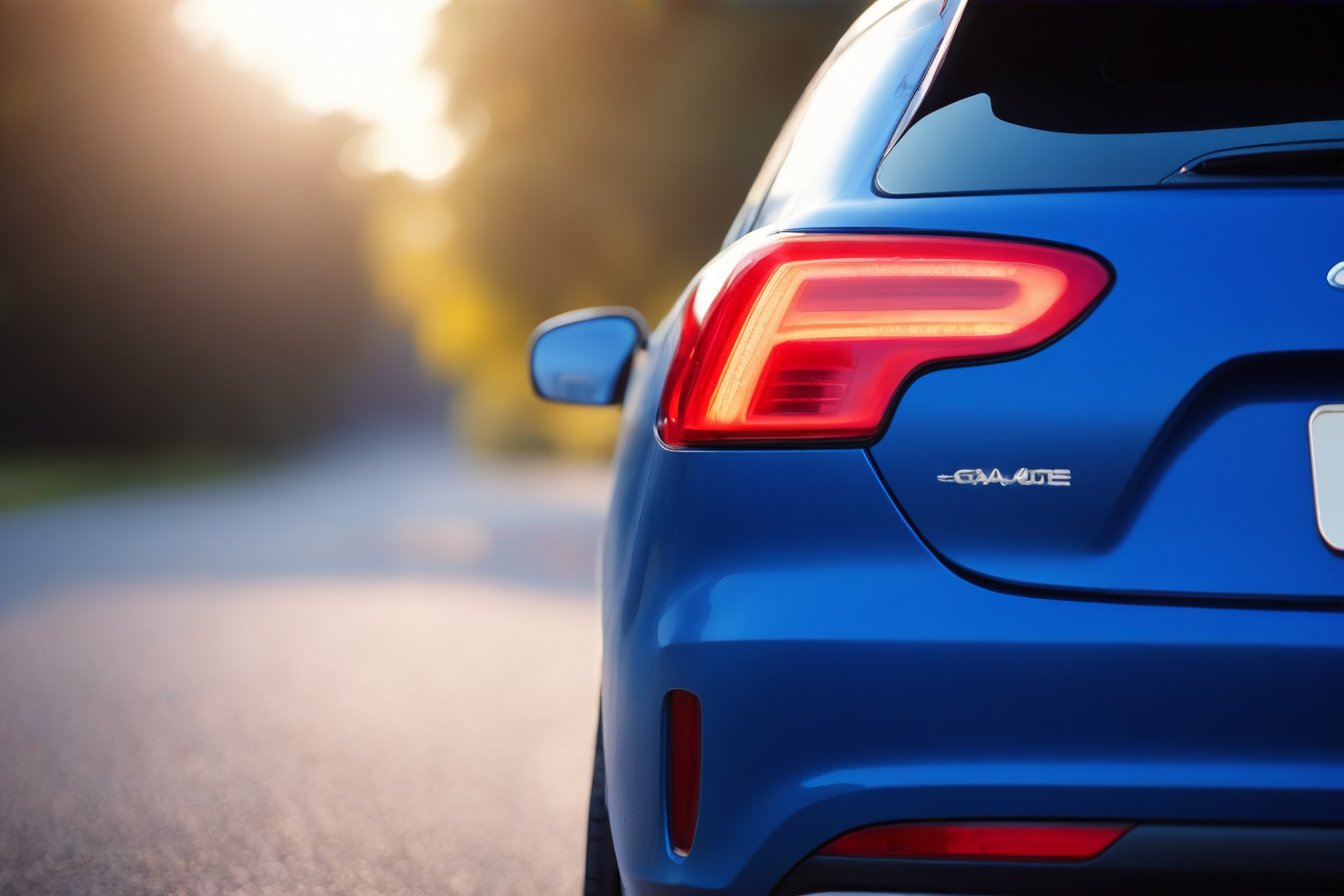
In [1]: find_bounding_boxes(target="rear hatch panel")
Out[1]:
[792,187,1344,602]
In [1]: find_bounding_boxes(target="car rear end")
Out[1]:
[597,0,1344,893]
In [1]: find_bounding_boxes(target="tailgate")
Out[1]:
[861,187,1344,602]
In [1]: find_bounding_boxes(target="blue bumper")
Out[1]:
[599,445,1344,895]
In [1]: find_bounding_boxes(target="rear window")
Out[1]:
[876,0,1344,196]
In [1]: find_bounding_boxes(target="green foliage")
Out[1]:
[432,0,866,321]
[0,0,376,451]
[0,0,869,457]
[0,451,239,512]
[398,0,865,453]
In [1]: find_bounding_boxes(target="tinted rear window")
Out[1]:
[876,0,1344,196]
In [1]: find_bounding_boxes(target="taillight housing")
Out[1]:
[658,234,1110,447]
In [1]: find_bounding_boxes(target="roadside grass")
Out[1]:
[0,452,240,513]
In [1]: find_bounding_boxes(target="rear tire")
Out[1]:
[583,714,623,896]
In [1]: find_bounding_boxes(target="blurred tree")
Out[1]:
[0,0,375,451]
[374,0,865,453]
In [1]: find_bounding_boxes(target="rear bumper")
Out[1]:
[599,447,1344,896]
[777,824,1344,895]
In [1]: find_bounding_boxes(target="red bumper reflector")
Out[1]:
[818,822,1131,862]
[666,690,702,856]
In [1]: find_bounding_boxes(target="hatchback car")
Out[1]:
[529,1,1344,893]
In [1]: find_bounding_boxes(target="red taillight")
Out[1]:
[666,689,702,857]
[658,234,1110,446]
[818,822,1131,862]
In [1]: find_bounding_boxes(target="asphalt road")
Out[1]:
[0,428,610,896]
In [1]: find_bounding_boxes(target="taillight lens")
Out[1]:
[658,234,1109,446]
[818,822,1131,862]
[666,689,702,857]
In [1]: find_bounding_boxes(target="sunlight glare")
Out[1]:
[174,0,460,181]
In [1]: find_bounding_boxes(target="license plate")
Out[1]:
[1310,405,1344,552]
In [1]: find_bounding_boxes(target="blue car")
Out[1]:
[530,0,1344,893]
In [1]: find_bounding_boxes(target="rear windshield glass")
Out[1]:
[876,0,1344,196]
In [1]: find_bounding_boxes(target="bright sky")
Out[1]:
[174,0,460,181]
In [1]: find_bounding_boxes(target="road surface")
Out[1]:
[0,428,610,896]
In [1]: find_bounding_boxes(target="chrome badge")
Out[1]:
[937,468,1072,487]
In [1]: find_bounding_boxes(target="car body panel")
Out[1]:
[774,187,1344,600]
[741,0,951,237]
[574,1,1344,893]
[597,313,1344,894]
[600,450,1344,894]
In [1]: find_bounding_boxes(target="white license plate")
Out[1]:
[1310,405,1344,552]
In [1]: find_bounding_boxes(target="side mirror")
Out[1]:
[529,308,649,405]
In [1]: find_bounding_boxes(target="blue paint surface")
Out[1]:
[587,2,1344,892]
